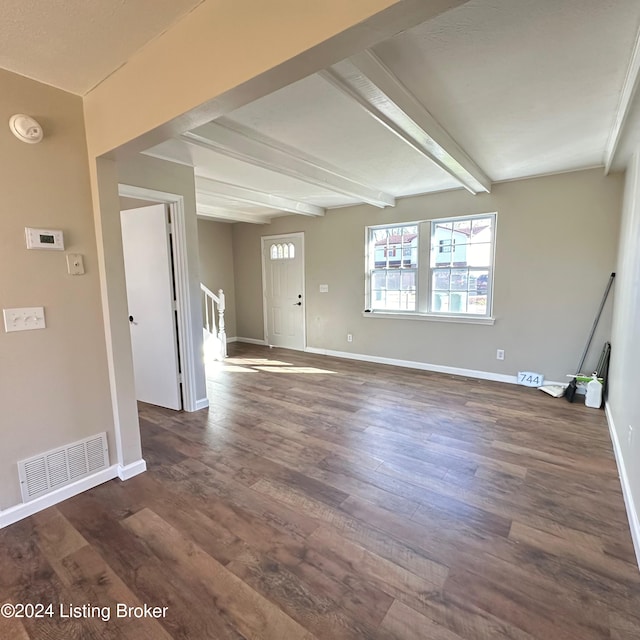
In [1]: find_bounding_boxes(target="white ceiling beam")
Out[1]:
[196,176,325,217]
[604,26,640,174]
[183,121,395,208]
[320,50,491,194]
[196,204,269,225]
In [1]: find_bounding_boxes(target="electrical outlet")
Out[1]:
[347,333,353,343]
[496,349,505,360]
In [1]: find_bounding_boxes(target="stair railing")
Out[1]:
[201,283,227,358]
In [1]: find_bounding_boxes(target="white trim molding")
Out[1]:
[304,346,565,388]
[362,311,495,325]
[117,459,147,481]
[0,465,119,529]
[604,23,640,173]
[235,337,268,346]
[119,184,203,413]
[195,398,210,410]
[605,402,640,569]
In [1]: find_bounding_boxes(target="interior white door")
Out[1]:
[262,234,305,350]
[121,204,182,410]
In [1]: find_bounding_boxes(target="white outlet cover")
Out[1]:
[66,253,85,275]
[319,284,329,293]
[3,307,46,332]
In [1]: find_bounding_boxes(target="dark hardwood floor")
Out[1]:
[1,343,639,639]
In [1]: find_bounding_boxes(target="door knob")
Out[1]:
[293,302,301,306]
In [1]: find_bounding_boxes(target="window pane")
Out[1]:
[400,271,415,290]
[432,291,449,312]
[470,217,493,242]
[387,270,400,290]
[433,269,450,291]
[288,243,295,259]
[372,270,387,289]
[370,267,416,311]
[270,244,277,260]
[451,269,468,291]
[468,269,489,314]
[432,222,456,267]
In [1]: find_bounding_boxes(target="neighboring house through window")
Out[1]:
[366,213,496,318]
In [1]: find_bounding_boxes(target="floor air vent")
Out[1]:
[17,433,109,502]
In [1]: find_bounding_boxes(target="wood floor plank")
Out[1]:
[509,520,640,585]
[58,492,250,640]
[227,546,393,640]
[122,507,316,640]
[1,343,638,640]
[0,615,30,640]
[380,600,465,640]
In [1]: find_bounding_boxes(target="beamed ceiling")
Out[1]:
[3,0,640,223]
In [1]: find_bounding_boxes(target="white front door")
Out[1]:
[262,233,305,350]
[121,204,182,410]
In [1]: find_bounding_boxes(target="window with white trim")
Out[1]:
[369,225,418,311]
[366,213,496,318]
[270,242,295,260]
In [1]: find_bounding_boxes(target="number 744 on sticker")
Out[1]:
[517,371,544,387]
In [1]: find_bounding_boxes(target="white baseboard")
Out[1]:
[117,459,147,481]
[0,465,119,529]
[195,398,210,411]
[235,337,267,346]
[605,402,640,569]
[304,346,565,387]
[226,336,238,343]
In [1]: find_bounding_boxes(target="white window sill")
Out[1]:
[361,311,495,325]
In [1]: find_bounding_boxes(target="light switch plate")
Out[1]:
[3,307,46,332]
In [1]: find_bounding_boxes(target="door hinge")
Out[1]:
[177,373,183,384]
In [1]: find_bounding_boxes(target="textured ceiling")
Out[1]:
[0,0,203,94]
[148,0,640,222]
[374,0,640,181]
[1,0,639,222]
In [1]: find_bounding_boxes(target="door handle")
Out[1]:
[293,302,301,306]
[128,315,137,324]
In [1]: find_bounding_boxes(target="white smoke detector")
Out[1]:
[9,114,44,144]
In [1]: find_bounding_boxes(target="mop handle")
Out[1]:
[576,272,615,374]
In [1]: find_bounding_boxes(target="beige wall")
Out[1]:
[197,219,237,339]
[609,153,640,560]
[0,70,114,509]
[233,168,622,382]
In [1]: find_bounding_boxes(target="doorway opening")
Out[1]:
[118,184,207,412]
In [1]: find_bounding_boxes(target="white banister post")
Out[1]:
[204,290,210,333]
[217,288,227,357]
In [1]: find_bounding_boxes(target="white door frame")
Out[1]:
[118,184,201,412]
[260,232,306,350]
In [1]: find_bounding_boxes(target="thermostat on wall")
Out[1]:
[25,227,64,250]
